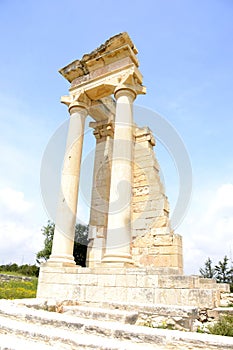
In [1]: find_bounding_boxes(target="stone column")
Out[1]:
[102,87,136,264]
[48,101,88,265]
[86,121,114,267]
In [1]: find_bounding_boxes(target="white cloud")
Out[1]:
[205,184,233,220]
[0,187,32,214]
[0,187,43,264]
[181,183,233,274]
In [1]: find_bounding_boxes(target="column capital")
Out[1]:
[68,101,89,115]
[114,85,137,101]
[61,91,91,115]
[114,70,146,101]
[89,120,114,140]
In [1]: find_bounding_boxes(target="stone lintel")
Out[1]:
[59,32,138,83]
[70,56,139,88]
[70,64,145,101]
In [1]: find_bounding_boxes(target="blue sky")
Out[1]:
[0,0,233,273]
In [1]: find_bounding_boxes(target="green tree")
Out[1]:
[36,221,88,267]
[199,257,215,278]
[36,221,55,263]
[215,255,233,284]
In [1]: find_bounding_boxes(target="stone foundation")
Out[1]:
[37,266,226,309]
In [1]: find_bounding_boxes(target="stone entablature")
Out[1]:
[59,32,139,82]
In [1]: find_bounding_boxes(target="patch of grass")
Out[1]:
[208,315,233,337]
[0,278,38,299]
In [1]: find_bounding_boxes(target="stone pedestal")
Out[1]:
[37,265,226,309]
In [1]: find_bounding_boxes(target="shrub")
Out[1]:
[0,264,39,277]
[208,315,233,337]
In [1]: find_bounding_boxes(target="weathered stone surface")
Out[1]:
[38,266,221,308]
[1,299,233,349]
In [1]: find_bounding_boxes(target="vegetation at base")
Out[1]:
[199,256,233,292]
[196,327,205,334]
[36,221,88,267]
[0,278,37,299]
[0,263,39,277]
[208,315,233,337]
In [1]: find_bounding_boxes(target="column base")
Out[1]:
[45,254,76,267]
[102,252,134,266]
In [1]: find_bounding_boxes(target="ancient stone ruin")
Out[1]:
[37,32,228,308]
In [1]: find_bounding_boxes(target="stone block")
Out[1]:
[217,283,230,292]
[133,186,150,196]
[39,272,77,285]
[103,286,128,303]
[154,288,217,308]
[136,158,157,169]
[193,277,217,289]
[132,200,151,212]
[132,210,158,221]
[84,286,103,302]
[77,274,98,286]
[115,274,137,287]
[131,193,149,203]
[136,274,158,288]
[149,216,169,228]
[153,245,182,256]
[152,254,183,269]
[132,218,148,230]
[97,274,116,287]
[127,287,154,303]
[157,275,195,289]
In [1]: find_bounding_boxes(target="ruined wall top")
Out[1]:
[59,32,139,83]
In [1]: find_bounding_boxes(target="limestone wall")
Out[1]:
[86,124,183,271]
[131,127,183,273]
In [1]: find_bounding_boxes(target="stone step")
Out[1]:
[62,304,138,324]
[0,333,58,350]
[207,307,233,319]
[0,315,157,350]
[0,300,232,349]
[76,301,198,331]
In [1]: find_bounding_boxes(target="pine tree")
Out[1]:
[215,255,233,283]
[199,257,215,278]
